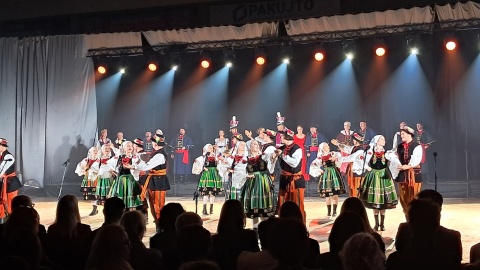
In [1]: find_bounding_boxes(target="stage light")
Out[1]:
[172,65,178,71]
[314,52,324,61]
[280,46,293,64]
[169,51,181,70]
[147,61,158,72]
[445,40,456,51]
[97,65,107,74]
[407,35,420,55]
[256,56,266,65]
[255,48,266,66]
[374,39,386,57]
[120,68,126,74]
[226,62,232,68]
[411,48,418,55]
[283,58,290,64]
[224,49,236,67]
[200,55,211,69]
[375,47,386,57]
[346,53,354,60]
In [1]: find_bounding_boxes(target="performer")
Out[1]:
[392,122,407,151]
[245,127,267,148]
[415,122,435,181]
[75,147,99,215]
[214,130,229,157]
[193,144,223,215]
[135,133,170,230]
[0,138,22,223]
[97,129,111,148]
[311,142,345,217]
[332,133,365,198]
[114,132,126,149]
[132,138,150,221]
[106,141,142,210]
[276,128,306,223]
[170,128,194,184]
[305,124,327,181]
[358,121,377,145]
[93,144,114,206]
[227,141,248,200]
[293,125,308,181]
[241,137,277,230]
[335,121,354,146]
[229,116,240,148]
[357,135,398,231]
[275,112,286,147]
[144,131,154,154]
[396,126,423,216]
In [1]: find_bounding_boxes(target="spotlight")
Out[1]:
[147,60,158,72]
[172,65,178,71]
[255,48,266,66]
[375,47,386,57]
[224,49,236,67]
[343,40,356,60]
[169,51,181,70]
[280,46,293,64]
[226,62,233,68]
[346,53,354,60]
[120,68,126,74]
[283,58,290,64]
[374,39,386,57]
[256,56,266,65]
[445,40,456,51]
[200,55,211,69]
[410,48,418,55]
[407,35,420,55]
[97,65,107,74]
[314,52,324,61]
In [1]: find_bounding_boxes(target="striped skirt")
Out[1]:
[108,174,142,209]
[198,167,223,196]
[318,166,346,197]
[360,168,398,210]
[95,177,112,203]
[240,171,275,218]
[80,176,97,200]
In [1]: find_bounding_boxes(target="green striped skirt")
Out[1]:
[230,186,241,200]
[95,177,113,203]
[198,167,223,196]
[80,175,97,200]
[108,174,142,209]
[318,166,346,197]
[359,168,398,209]
[240,171,275,218]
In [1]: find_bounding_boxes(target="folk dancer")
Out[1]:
[305,124,327,183]
[358,121,377,145]
[92,144,114,206]
[392,122,408,151]
[227,141,248,200]
[75,147,99,215]
[170,128,194,184]
[0,138,22,223]
[132,138,150,221]
[111,131,126,155]
[415,122,435,181]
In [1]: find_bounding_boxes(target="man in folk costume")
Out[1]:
[305,124,327,182]
[275,112,286,147]
[276,128,306,223]
[170,127,194,184]
[229,116,240,149]
[135,132,170,231]
[335,121,355,191]
[332,132,366,197]
[111,132,126,155]
[358,121,377,145]
[392,121,408,151]
[132,138,150,222]
[396,126,423,216]
[0,138,22,223]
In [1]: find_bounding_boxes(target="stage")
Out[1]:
[29,194,480,264]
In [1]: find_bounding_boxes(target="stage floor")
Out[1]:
[31,196,480,263]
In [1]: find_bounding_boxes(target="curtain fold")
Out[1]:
[436,1,480,21]
[285,6,434,36]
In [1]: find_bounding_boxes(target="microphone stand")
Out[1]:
[58,160,69,201]
[433,152,438,191]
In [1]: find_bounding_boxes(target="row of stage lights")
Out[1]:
[95,39,458,74]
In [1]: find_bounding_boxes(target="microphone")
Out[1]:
[433,152,438,157]
[62,159,70,166]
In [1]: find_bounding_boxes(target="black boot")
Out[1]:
[380,214,385,231]
[210,204,214,215]
[374,215,379,231]
[327,205,332,216]
[89,205,98,216]
[0,218,4,224]
[202,204,208,215]
[332,204,337,217]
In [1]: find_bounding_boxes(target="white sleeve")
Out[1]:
[281,148,302,168]
[338,149,363,163]
[409,145,423,167]
[0,154,15,176]
[130,156,142,181]
[135,154,165,171]
[262,145,278,174]
[75,159,88,176]
[104,156,119,172]
[309,159,323,178]
[192,156,205,175]
[386,150,401,179]
[111,147,121,156]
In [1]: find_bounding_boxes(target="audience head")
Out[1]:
[86,224,132,269]
[340,197,374,232]
[217,199,245,234]
[159,202,186,232]
[177,225,212,262]
[0,256,31,270]
[11,195,34,210]
[417,189,444,209]
[6,229,43,269]
[103,197,125,223]
[408,199,440,238]
[179,260,220,270]
[54,195,81,237]
[279,201,304,223]
[258,217,279,250]
[4,206,40,237]
[175,212,203,232]
[120,211,146,242]
[340,232,385,270]
[269,218,309,266]
[328,212,366,252]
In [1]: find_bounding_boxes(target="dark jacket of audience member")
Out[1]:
[340,232,385,270]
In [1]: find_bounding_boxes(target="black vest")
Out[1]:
[396,141,422,183]
[0,150,15,175]
[0,150,22,192]
[279,144,305,189]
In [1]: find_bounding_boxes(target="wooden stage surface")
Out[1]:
[31,196,480,263]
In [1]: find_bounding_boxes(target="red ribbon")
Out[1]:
[175,149,189,164]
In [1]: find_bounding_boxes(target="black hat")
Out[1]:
[0,138,8,147]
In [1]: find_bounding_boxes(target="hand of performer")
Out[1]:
[399,164,410,170]
[366,167,372,172]
[245,130,253,139]
[307,153,310,157]
[331,139,339,146]
[123,164,133,169]
[110,171,117,177]
[182,147,186,150]
[170,154,174,159]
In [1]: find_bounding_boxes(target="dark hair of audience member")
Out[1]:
[340,197,375,233]
[177,225,212,262]
[175,212,203,232]
[328,211,366,253]
[416,189,444,208]
[0,256,31,270]
[216,199,245,234]
[5,229,43,269]
[120,211,146,242]
[268,218,309,266]
[407,199,440,238]
[258,217,279,250]
[85,224,132,270]
[278,201,303,223]
[179,260,220,270]
[103,197,125,223]
[4,206,40,237]
[340,232,385,270]
[158,202,185,232]
[11,195,34,210]
[53,195,81,237]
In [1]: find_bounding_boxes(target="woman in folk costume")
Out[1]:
[76,147,99,216]
[227,141,248,200]
[357,135,399,231]
[240,138,277,230]
[193,144,223,215]
[0,138,22,223]
[105,141,142,210]
[311,142,345,218]
[93,144,114,206]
